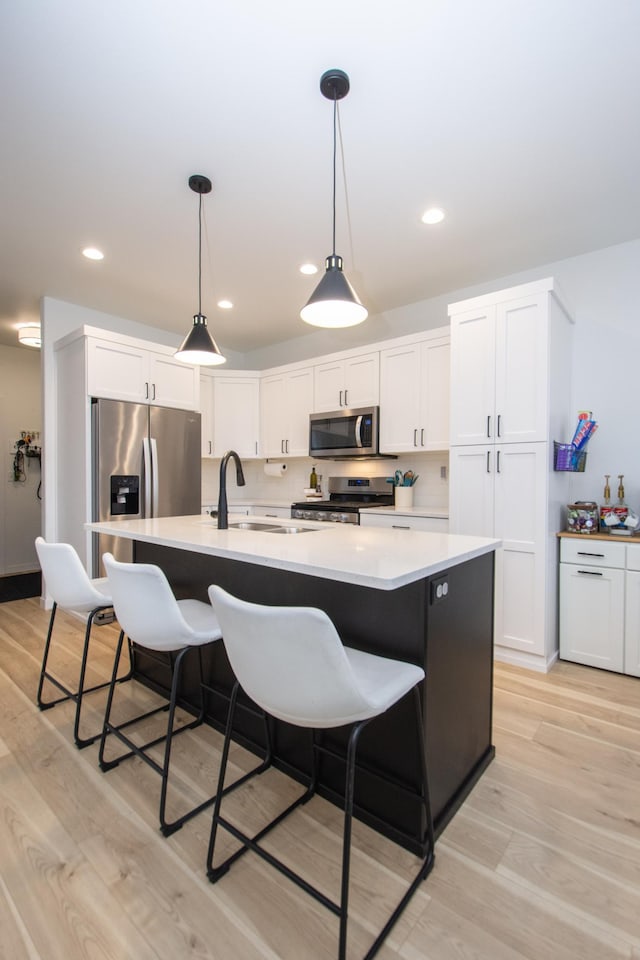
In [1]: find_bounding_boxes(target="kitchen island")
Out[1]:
[87,514,499,853]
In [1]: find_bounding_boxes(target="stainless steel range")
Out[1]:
[291,476,394,524]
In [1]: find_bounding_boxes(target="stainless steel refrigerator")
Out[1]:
[91,398,201,575]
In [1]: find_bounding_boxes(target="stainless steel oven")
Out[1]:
[291,476,393,524]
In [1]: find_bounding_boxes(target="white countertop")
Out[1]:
[88,514,499,591]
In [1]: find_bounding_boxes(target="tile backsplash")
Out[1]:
[202,451,449,511]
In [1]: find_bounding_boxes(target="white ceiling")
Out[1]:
[2,0,640,355]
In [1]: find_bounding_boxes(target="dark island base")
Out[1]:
[133,541,495,855]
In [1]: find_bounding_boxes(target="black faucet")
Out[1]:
[217,450,246,529]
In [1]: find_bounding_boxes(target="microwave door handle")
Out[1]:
[355,415,364,447]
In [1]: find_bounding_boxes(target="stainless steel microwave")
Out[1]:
[309,406,380,459]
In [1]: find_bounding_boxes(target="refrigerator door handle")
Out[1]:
[143,436,152,518]
[150,437,159,517]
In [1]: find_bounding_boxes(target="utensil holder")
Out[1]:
[553,442,587,472]
[395,486,414,508]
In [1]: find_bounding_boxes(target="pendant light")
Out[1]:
[175,174,226,366]
[301,69,368,329]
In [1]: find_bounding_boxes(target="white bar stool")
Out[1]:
[100,554,269,836]
[206,584,435,960]
[35,536,132,749]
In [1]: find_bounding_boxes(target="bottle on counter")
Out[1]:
[309,465,317,490]
[599,473,612,531]
[614,474,629,526]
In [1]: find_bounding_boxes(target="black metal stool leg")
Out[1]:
[98,629,127,770]
[36,603,68,709]
[338,720,368,960]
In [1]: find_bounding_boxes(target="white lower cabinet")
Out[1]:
[624,569,640,677]
[559,538,639,676]
[359,513,448,533]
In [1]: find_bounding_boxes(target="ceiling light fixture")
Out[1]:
[175,175,226,366]
[18,324,42,348]
[82,247,104,260]
[421,207,445,225]
[300,69,367,329]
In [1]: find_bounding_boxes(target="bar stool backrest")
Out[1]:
[35,536,111,612]
[209,585,379,728]
[103,552,199,652]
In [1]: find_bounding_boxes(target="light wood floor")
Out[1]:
[1,597,639,960]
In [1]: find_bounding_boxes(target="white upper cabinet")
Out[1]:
[379,335,449,453]
[86,336,199,409]
[313,351,379,412]
[449,283,565,446]
[211,375,260,459]
[261,366,313,458]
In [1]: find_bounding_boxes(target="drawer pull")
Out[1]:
[577,551,605,558]
[577,569,603,576]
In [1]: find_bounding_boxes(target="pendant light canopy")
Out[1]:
[175,174,226,366]
[301,69,367,329]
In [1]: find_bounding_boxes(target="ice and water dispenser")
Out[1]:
[110,475,140,516]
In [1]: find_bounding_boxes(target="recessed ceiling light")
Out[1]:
[421,208,445,225]
[217,300,233,309]
[82,247,104,260]
[18,324,42,348]
[299,263,318,275]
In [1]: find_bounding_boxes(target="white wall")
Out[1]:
[0,344,42,574]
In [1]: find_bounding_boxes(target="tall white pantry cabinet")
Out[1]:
[448,278,574,672]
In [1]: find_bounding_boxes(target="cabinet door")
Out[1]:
[494,443,547,657]
[379,344,421,452]
[559,563,624,672]
[624,570,640,677]
[419,338,450,450]
[200,374,215,458]
[494,294,548,443]
[343,352,379,409]
[448,446,494,537]
[313,360,344,411]
[87,339,148,402]
[286,368,314,457]
[449,306,496,445]
[147,352,199,409]
[260,374,288,457]
[213,378,260,459]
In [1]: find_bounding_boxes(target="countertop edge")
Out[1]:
[88,515,499,591]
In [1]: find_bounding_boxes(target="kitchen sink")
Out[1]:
[228,521,281,531]
[228,521,319,534]
[268,525,319,534]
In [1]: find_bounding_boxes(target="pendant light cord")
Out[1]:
[197,191,203,315]
[332,92,337,257]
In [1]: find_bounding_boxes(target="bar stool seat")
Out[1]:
[206,584,435,960]
[35,536,132,749]
[100,554,268,837]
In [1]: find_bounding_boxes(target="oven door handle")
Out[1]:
[355,415,364,448]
